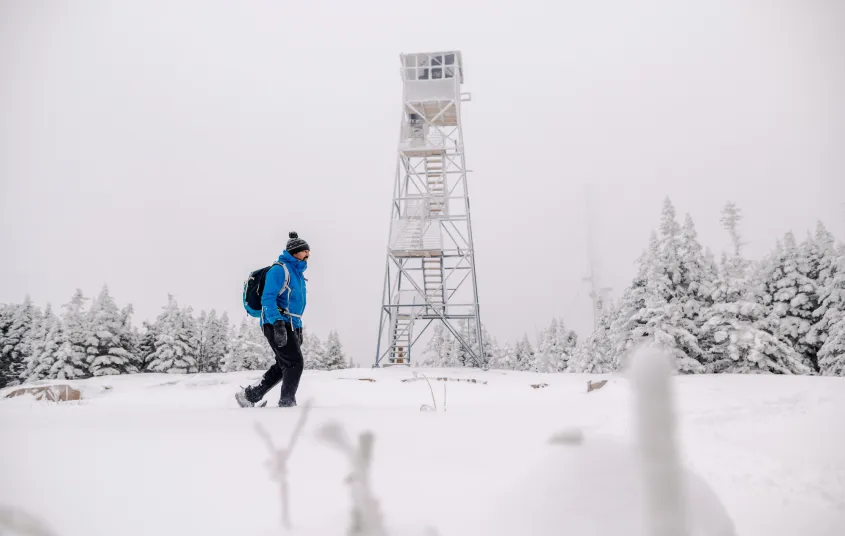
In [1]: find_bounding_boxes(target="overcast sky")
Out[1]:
[1,0,843,364]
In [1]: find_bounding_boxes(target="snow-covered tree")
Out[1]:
[321,330,348,371]
[806,223,842,366]
[538,317,578,372]
[225,318,269,372]
[609,200,714,373]
[147,295,198,374]
[758,232,818,371]
[203,311,231,373]
[817,249,845,375]
[515,334,538,371]
[51,289,91,380]
[470,323,498,369]
[609,232,657,366]
[23,304,61,382]
[0,296,38,387]
[86,286,133,376]
[302,330,325,370]
[490,340,518,370]
[420,322,449,366]
[567,310,615,373]
[194,310,210,372]
[136,321,158,372]
[118,304,140,373]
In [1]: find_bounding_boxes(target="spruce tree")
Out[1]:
[23,303,59,382]
[225,318,269,371]
[0,297,38,387]
[322,330,348,371]
[567,310,615,373]
[759,232,817,371]
[147,295,198,374]
[136,321,158,372]
[51,289,91,380]
[807,223,842,361]
[817,251,845,375]
[516,334,538,371]
[301,330,325,370]
[492,341,518,370]
[204,311,231,373]
[195,310,210,372]
[87,286,133,376]
[421,323,448,366]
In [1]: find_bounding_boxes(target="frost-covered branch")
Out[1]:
[255,400,312,531]
[316,421,388,536]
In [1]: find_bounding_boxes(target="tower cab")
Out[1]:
[399,51,465,155]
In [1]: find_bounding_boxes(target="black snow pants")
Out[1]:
[245,321,304,406]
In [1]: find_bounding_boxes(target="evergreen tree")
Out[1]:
[51,289,91,380]
[421,322,449,366]
[538,317,578,372]
[195,310,210,372]
[147,295,198,374]
[567,310,615,373]
[321,330,348,371]
[0,296,37,387]
[609,232,657,366]
[136,321,158,372]
[759,232,818,371]
[225,318,269,371]
[118,304,140,373]
[0,304,13,380]
[609,200,712,373]
[442,334,465,368]
[515,334,538,371]
[87,286,133,376]
[200,311,231,373]
[23,303,60,382]
[301,330,325,370]
[807,223,842,361]
[470,323,498,369]
[817,250,845,375]
[491,340,518,370]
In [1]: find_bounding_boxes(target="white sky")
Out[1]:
[1,0,843,364]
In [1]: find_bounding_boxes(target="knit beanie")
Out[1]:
[286,231,310,255]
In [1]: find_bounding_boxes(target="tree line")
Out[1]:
[422,200,844,376]
[0,290,350,388]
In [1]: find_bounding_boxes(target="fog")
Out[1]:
[1,0,843,363]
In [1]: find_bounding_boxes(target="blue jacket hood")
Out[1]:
[279,250,308,274]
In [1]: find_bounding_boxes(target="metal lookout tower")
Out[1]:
[375,50,484,367]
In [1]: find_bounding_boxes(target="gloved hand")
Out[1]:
[295,328,303,346]
[273,320,288,347]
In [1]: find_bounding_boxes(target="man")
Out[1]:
[236,231,310,408]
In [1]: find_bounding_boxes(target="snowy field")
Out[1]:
[1,367,844,536]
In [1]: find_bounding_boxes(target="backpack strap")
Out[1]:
[274,262,290,297]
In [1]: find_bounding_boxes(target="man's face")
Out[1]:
[293,250,310,262]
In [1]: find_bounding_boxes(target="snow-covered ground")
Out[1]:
[1,367,843,536]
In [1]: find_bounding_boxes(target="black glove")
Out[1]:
[295,328,303,346]
[273,320,288,347]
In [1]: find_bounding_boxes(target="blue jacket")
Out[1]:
[260,251,308,328]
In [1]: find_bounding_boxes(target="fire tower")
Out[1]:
[374,50,484,367]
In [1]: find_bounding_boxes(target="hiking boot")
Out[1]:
[278,397,297,408]
[235,386,267,408]
[235,389,255,407]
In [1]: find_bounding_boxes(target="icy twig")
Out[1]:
[316,421,388,536]
[413,371,438,412]
[254,399,313,531]
[629,345,688,536]
[0,505,57,536]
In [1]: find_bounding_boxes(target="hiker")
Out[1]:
[236,231,310,408]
